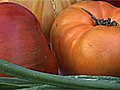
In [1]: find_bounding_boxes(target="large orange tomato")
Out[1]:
[50,1,120,77]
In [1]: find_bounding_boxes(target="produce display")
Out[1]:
[0,0,119,89]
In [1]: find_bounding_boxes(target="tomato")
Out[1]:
[50,1,120,77]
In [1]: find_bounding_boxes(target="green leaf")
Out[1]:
[0,59,120,89]
[17,85,60,90]
[0,77,43,86]
[0,83,28,89]
[0,77,63,89]
[0,77,46,89]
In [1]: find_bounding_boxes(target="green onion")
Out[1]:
[0,59,120,89]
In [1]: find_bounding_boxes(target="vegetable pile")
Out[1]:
[0,1,119,89]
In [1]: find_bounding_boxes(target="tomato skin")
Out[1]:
[94,0,120,7]
[50,1,120,77]
[72,26,120,77]
[0,2,58,76]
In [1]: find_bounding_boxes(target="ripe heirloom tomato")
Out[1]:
[50,1,120,77]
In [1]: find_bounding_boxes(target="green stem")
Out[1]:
[0,83,28,89]
[0,59,120,89]
[0,77,44,86]
[81,8,119,26]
